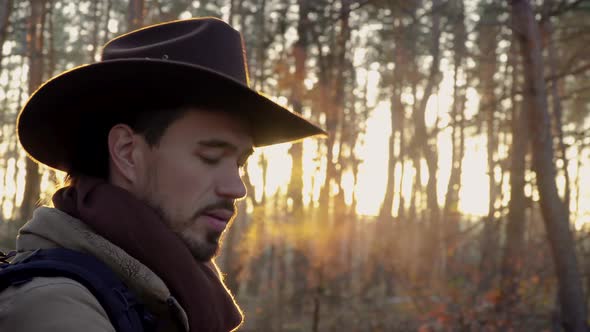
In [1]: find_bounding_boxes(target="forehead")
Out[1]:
[162,108,253,148]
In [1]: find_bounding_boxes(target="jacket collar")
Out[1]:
[16,206,190,331]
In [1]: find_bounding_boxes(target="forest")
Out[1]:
[0,0,590,331]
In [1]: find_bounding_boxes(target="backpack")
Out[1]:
[0,248,157,332]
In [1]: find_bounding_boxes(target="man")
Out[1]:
[0,17,325,331]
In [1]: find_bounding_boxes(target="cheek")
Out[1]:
[156,157,210,209]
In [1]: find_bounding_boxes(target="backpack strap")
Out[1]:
[0,248,157,332]
[0,250,16,264]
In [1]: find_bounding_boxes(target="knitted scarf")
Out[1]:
[52,176,243,331]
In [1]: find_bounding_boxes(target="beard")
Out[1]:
[144,197,236,262]
[179,229,221,261]
[139,167,236,261]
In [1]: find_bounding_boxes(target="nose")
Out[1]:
[216,165,247,199]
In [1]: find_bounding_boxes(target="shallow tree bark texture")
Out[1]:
[510,0,588,331]
[0,0,13,75]
[477,2,500,292]
[499,34,528,314]
[499,96,528,312]
[127,0,144,31]
[19,0,46,222]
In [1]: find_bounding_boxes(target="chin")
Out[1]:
[182,235,219,262]
[192,246,219,262]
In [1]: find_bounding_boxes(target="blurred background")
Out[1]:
[0,0,590,331]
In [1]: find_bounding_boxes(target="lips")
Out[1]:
[204,209,234,222]
[202,209,234,233]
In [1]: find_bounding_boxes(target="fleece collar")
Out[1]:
[16,207,189,331]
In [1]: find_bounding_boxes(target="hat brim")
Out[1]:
[17,59,327,172]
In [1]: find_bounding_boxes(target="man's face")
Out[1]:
[134,109,253,261]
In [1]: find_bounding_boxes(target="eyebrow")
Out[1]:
[198,139,254,159]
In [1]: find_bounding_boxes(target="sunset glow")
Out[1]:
[3,68,587,227]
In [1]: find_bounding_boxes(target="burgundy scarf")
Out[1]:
[52,176,243,332]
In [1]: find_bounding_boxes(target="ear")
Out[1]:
[108,124,143,184]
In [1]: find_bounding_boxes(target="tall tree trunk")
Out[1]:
[45,0,56,78]
[412,0,442,280]
[443,0,466,240]
[101,0,112,46]
[380,15,406,222]
[155,0,193,22]
[0,0,13,75]
[409,154,420,223]
[408,75,420,224]
[414,0,441,222]
[499,45,528,312]
[543,10,570,225]
[327,0,351,304]
[396,113,406,220]
[228,0,237,26]
[20,0,47,222]
[331,0,352,218]
[253,0,267,90]
[443,81,461,222]
[9,55,26,220]
[310,1,341,224]
[511,1,588,331]
[314,0,348,224]
[288,0,310,315]
[89,0,101,61]
[477,2,501,292]
[499,32,528,313]
[127,0,144,31]
[441,0,467,282]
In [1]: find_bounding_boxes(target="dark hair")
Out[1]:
[66,106,189,184]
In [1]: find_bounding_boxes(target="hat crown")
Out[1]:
[102,18,250,85]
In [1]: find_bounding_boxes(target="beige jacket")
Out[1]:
[0,207,190,331]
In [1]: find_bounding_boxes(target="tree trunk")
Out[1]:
[101,0,112,46]
[44,0,56,79]
[314,0,350,224]
[228,0,237,26]
[511,1,588,330]
[1,126,17,218]
[396,114,406,220]
[476,2,501,292]
[0,0,13,75]
[413,0,441,222]
[288,0,310,315]
[127,0,144,31]
[332,6,354,264]
[543,11,570,225]
[379,15,406,222]
[443,0,466,240]
[89,0,101,61]
[19,0,47,222]
[441,0,467,282]
[499,74,528,314]
[253,0,267,90]
[327,0,352,304]
[499,33,528,314]
[408,83,420,225]
[412,0,442,280]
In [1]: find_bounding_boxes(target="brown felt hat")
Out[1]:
[17,17,326,172]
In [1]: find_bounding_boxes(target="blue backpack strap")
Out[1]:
[0,248,157,332]
[0,250,16,264]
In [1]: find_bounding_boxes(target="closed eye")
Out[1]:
[196,139,253,169]
[199,155,221,165]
